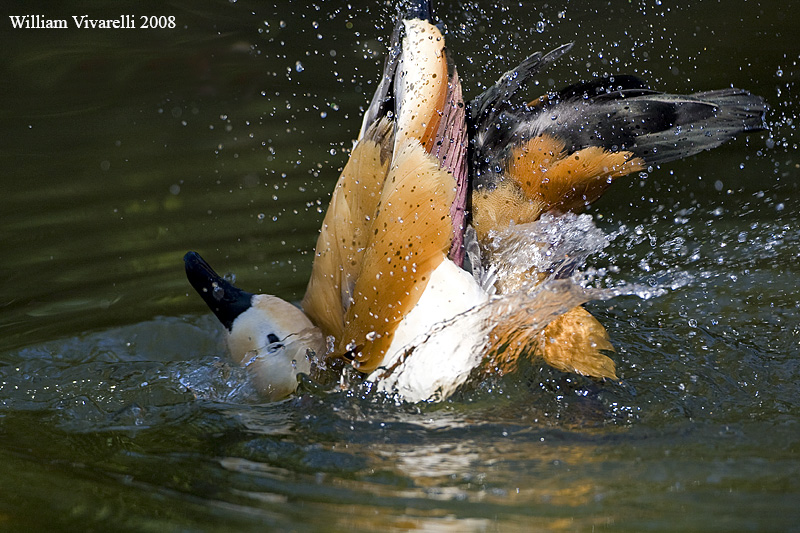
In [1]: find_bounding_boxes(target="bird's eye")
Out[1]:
[265,333,284,354]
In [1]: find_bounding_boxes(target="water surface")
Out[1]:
[1,0,799,530]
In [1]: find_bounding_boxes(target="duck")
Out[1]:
[184,0,767,402]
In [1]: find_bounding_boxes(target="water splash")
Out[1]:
[485,212,610,285]
[365,214,676,403]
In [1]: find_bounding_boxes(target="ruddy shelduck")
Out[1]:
[185,1,766,402]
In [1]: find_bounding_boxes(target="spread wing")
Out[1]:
[470,45,767,379]
[470,45,767,240]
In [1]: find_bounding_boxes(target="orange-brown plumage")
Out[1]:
[303,17,462,372]
[343,140,457,371]
[301,119,393,341]
[508,138,645,214]
[472,133,644,242]
[486,306,616,379]
[186,2,767,402]
[394,19,449,153]
[467,40,765,382]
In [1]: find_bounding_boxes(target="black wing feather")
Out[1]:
[469,45,768,189]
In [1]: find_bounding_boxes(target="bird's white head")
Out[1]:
[184,251,325,400]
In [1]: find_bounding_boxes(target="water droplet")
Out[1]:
[212,284,225,301]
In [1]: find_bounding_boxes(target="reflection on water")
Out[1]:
[1,0,799,530]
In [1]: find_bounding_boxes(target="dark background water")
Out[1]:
[1,0,799,530]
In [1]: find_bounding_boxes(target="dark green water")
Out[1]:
[2,0,799,530]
